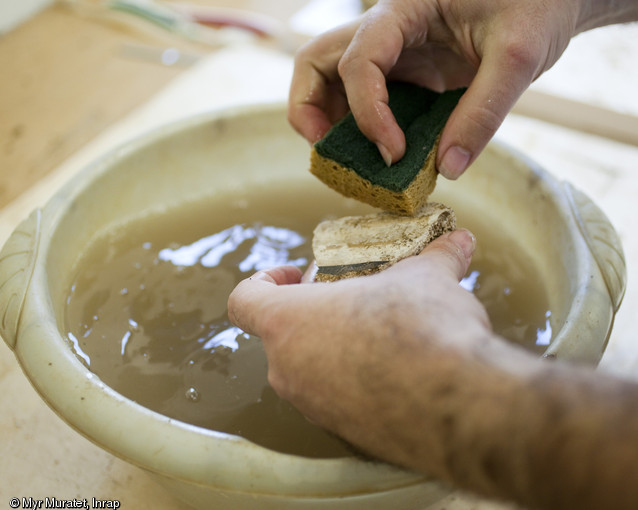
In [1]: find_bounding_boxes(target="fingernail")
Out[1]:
[439,146,471,179]
[449,228,476,258]
[376,142,393,167]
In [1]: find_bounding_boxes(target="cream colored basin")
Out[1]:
[0,104,626,509]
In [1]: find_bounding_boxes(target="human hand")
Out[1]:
[227,229,494,462]
[227,228,638,510]
[288,0,580,178]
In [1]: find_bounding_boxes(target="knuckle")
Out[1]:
[226,286,246,327]
[461,102,503,139]
[503,39,538,73]
[295,34,325,62]
[336,51,361,82]
[440,238,468,274]
[495,29,544,78]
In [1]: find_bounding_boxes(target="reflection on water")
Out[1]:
[158,224,307,271]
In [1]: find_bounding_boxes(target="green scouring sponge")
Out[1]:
[310,82,465,215]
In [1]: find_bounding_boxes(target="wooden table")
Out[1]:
[0,0,303,209]
[2,3,638,509]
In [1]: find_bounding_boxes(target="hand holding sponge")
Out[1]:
[310,82,465,216]
[309,82,465,281]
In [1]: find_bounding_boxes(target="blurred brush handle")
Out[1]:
[514,90,638,147]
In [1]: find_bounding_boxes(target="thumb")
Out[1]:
[417,228,476,281]
[437,43,538,179]
[227,266,302,337]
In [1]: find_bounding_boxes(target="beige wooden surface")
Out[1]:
[2,3,638,509]
[0,0,303,210]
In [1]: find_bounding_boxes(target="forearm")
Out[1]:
[365,334,638,510]
[518,363,638,510]
[576,0,638,32]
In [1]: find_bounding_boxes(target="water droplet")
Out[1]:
[185,387,200,402]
